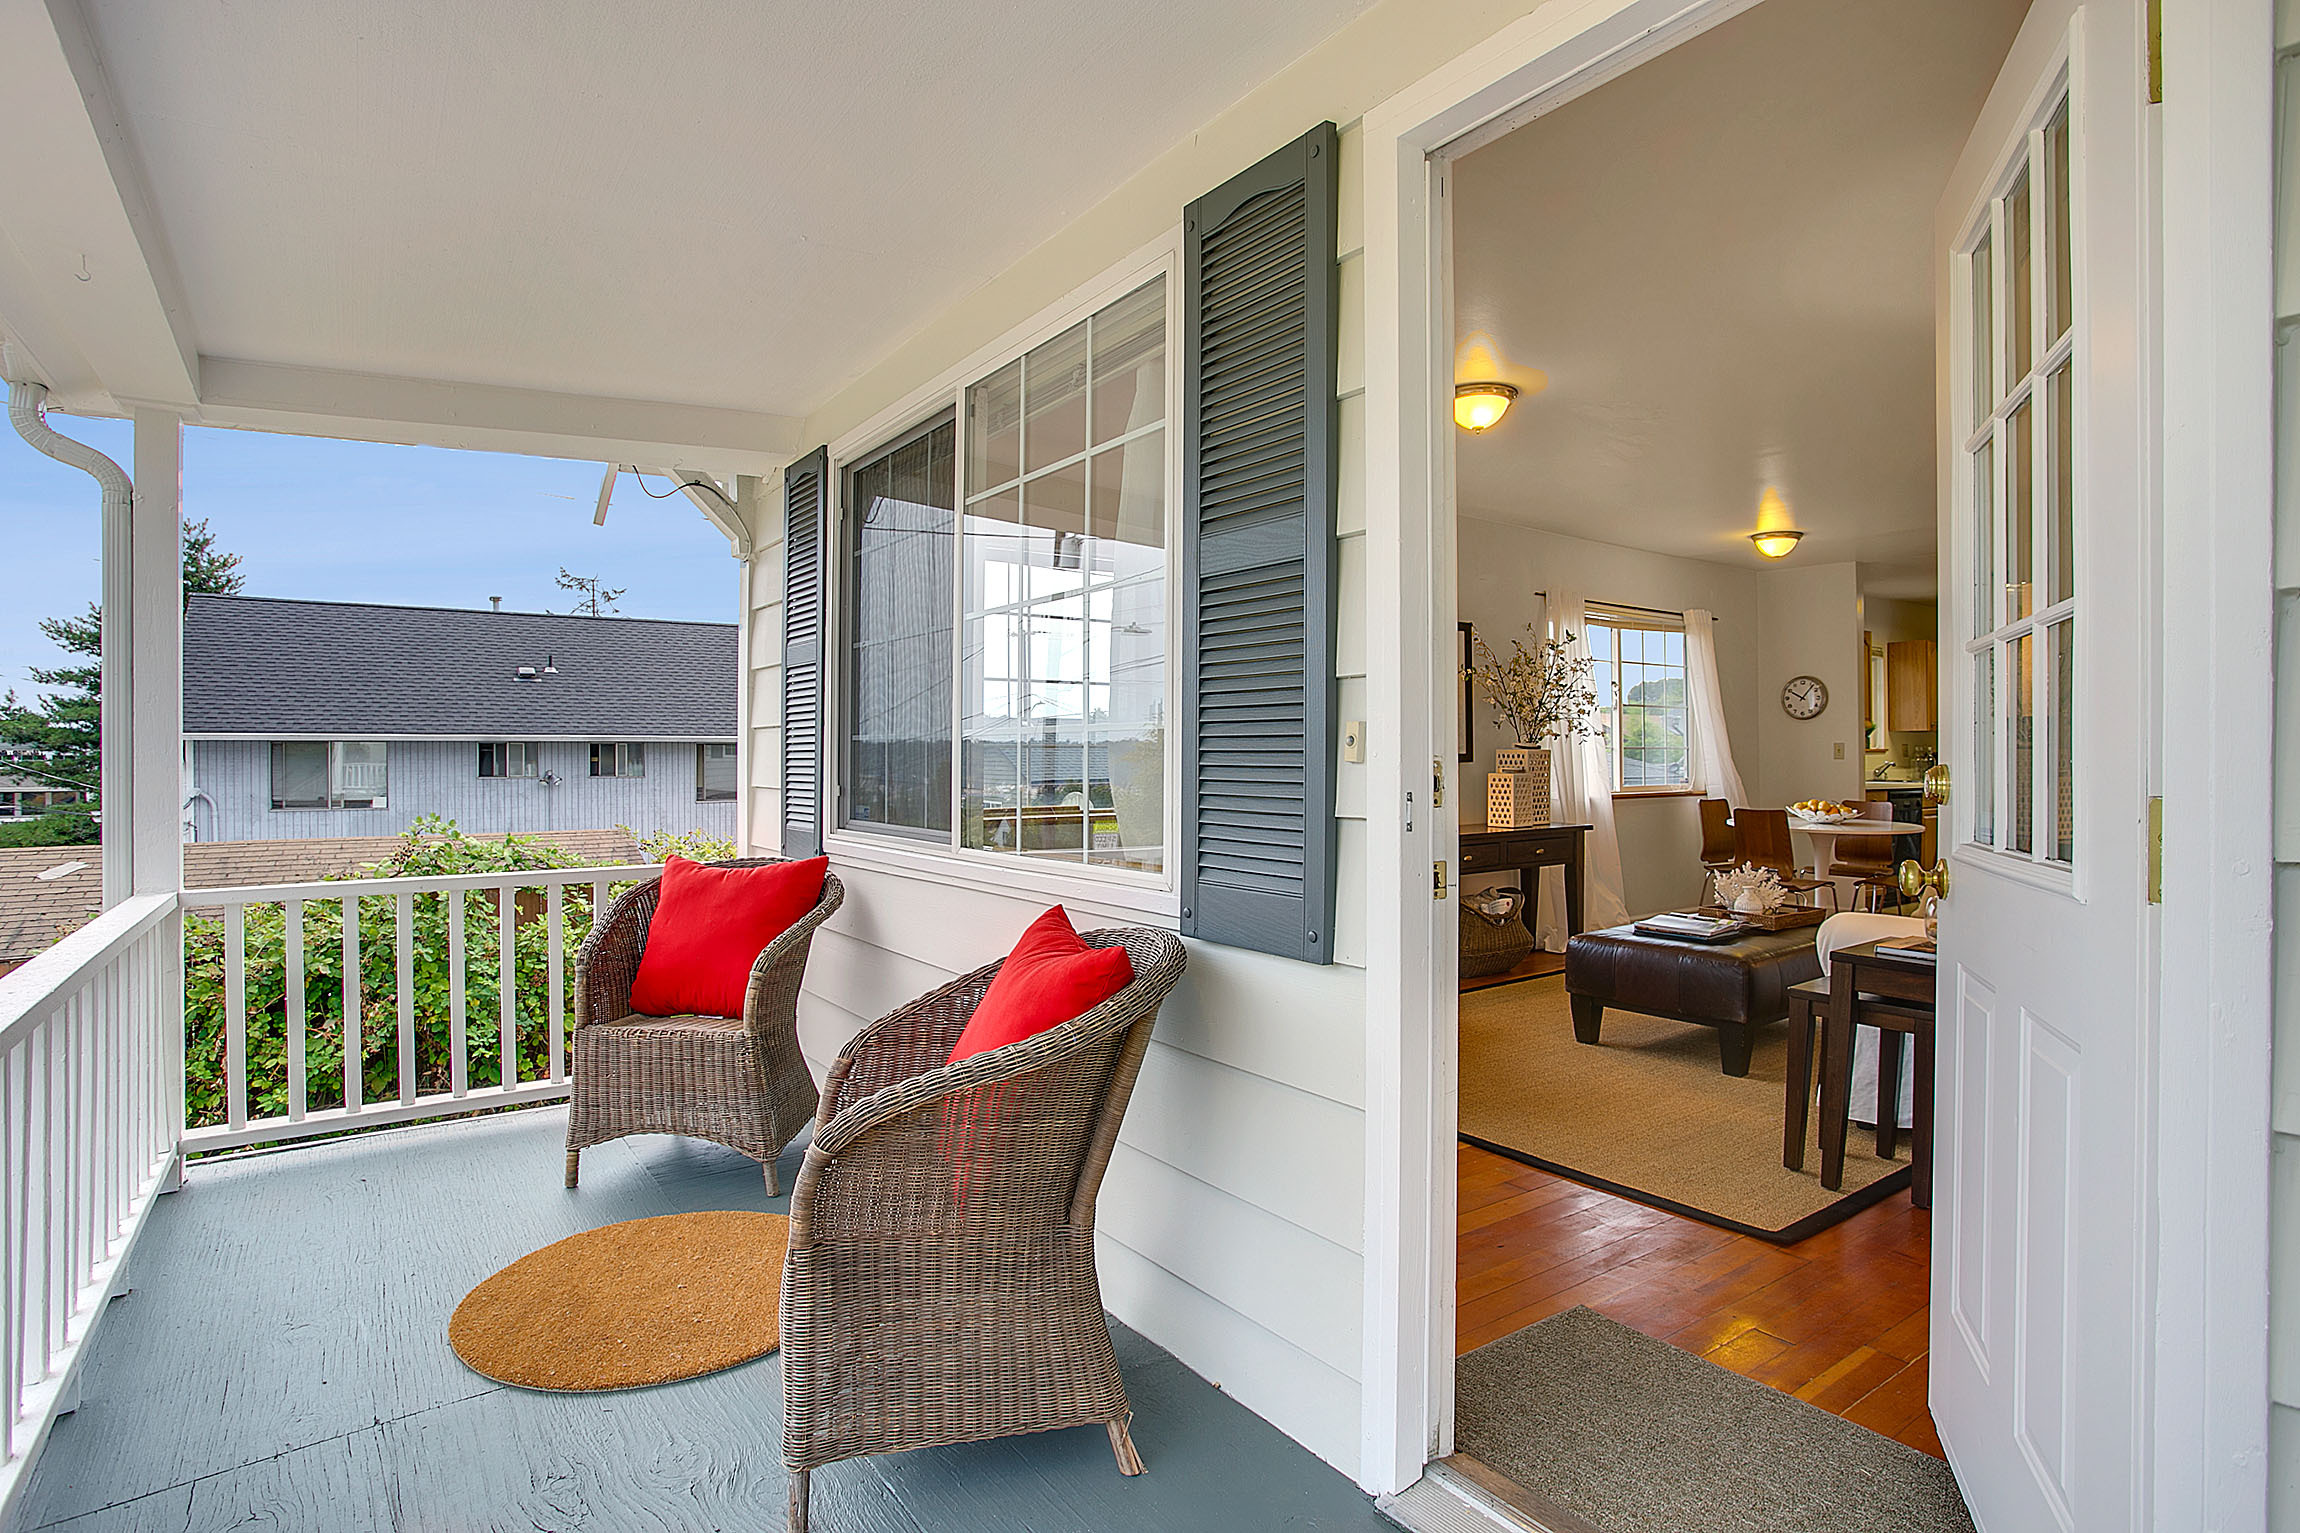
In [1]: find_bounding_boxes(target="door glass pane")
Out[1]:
[2046,99,2072,344]
[2007,169,2033,384]
[1090,278,1166,448]
[2010,631,2034,854]
[2008,398,2034,620]
[1973,649,1996,847]
[845,421,956,834]
[1972,438,1997,636]
[967,360,1022,494]
[2048,363,2073,606]
[1970,232,1995,429]
[1023,321,1089,474]
[2050,620,2074,863]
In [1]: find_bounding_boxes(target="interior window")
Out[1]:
[1585,614,1691,792]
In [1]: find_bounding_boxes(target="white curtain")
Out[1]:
[1534,591,1631,949]
[1683,609,1748,807]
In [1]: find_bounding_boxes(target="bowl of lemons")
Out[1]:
[1788,799,1863,824]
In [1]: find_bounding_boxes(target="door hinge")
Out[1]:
[1434,860,1449,901]
[2147,795,2163,904]
[1432,757,1446,810]
[2147,0,2163,104]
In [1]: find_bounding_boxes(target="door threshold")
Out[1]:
[1377,1456,1601,1533]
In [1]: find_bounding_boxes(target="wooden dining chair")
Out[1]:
[1697,798,1738,904]
[1825,800,1904,912]
[1732,807,1834,909]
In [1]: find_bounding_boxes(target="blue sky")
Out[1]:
[0,418,739,699]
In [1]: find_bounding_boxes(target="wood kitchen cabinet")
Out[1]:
[1886,640,1937,732]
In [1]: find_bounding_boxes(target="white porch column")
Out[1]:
[128,411,183,896]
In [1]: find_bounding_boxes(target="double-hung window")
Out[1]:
[478,741,539,779]
[271,741,388,810]
[837,271,1172,877]
[1584,609,1693,792]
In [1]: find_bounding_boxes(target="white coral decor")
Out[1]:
[1713,864,1787,914]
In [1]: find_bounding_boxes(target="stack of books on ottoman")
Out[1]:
[1631,911,1748,943]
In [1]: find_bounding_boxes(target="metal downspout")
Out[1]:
[8,380,136,902]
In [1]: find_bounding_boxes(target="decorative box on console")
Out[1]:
[1486,745,1552,829]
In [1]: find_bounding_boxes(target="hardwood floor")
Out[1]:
[1456,1141,1943,1458]
[1458,948,1566,993]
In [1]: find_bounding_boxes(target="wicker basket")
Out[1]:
[1459,887,1534,977]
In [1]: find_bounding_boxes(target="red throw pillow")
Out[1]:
[627,856,828,1018]
[946,906,1135,1065]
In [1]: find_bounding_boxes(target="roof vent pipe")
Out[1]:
[490,596,503,612]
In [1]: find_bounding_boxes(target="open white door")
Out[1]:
[1928,2,2151,1530]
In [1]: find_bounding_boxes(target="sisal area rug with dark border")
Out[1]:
[1461,975,1908,1241]
[450,1209,788,1390]
[1456,1307,1972,1533]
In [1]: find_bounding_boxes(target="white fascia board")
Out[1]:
[194,359,803,478]
[0,0,199,408]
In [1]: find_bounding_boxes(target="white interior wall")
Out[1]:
[1454,516,1761,917]
[1751,560,1865,810]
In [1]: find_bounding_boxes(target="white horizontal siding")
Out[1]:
[796,867,1366,1476]
[188,738,733,844]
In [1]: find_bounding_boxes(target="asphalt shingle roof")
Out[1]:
[183,596,736,738]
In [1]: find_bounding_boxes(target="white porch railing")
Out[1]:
[0,891,182,1517]
[179,865,646,1153]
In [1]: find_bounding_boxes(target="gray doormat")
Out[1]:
[1455,1307,1973,1533]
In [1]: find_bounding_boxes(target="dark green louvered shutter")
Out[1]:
[780,446,829,858]
[1179,124,1340,964]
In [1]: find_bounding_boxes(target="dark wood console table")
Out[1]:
[1458,822,1591,938]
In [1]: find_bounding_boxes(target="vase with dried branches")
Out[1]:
[1463,626,1602,829]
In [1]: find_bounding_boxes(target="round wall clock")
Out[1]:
[1781,675,1828,719]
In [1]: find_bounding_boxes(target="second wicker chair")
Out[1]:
[563,859,844,1195]
[780,925,1187,1533]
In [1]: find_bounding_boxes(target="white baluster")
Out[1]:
[449,889,468,1098]
[395,893,415,1106]
[224,906,247,1132]
[285,899,306,1123]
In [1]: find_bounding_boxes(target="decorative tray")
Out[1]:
[1694,904,1827,932]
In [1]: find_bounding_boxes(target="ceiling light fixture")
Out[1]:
[1454,381,1519,433]
[1749,528,1805,559]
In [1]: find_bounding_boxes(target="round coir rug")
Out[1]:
[449,1210,789,1391]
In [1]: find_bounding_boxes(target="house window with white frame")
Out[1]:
[838,271,1171,877]
[477,741,539,779]
[1585,610,1693,792]
[589,742,645,779]
[696,742,738,802]
[271,741,388,810]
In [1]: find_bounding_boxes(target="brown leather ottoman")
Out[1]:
[1563,924,1823,1076]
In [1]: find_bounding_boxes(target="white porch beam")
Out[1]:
[0,0,200,414]
[129,411,183,897]
[195,359,804,478]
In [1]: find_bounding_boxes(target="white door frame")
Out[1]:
[1353,0,2275,1519]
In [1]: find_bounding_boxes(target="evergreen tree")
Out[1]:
[0,518,244,841]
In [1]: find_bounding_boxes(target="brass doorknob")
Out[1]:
[1922,762,1951,807]
[1898,859,1949,899]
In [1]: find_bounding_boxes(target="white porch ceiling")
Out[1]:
[1451,0,2030,599]
[0,0,1371,471]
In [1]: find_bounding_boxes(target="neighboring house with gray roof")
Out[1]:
[182,596,737,844]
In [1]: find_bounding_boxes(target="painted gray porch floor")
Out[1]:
[15,1108,1396,1532]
